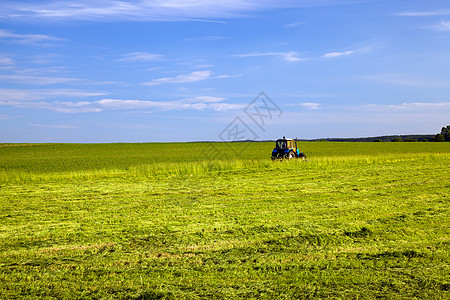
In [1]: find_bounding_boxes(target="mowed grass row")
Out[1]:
[0,141,448,181]
[0,142,449,299]
[2,152,448,184]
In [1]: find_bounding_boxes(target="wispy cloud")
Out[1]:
[284,21,305,28]
[236,51,304,62]
[300,102,321,110]
[117,52,164,62]
[0,88,106,101]
[395,9,450,17]
[322,46,373,58]
[286,102,322,110]
[184,36,227,42]
[0,114,12,120]
[142,70,240,86]
[323,50,356,58]
[143,70,212,86]
[0,66,123,86]
[427,20,450,31]
[0,95,246,113]
[30,54,63,65]
[0,53,14,65]
[0,29,63,45]
[395,10,450,32]
[282,52,304,62]
[94,96,243,111]
[214,74,242,79]
[0,74,81,85]
[193,64,215,69]
[31,123,76,129]
[0,1,359,22]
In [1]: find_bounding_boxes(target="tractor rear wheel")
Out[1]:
[287,151,296,159]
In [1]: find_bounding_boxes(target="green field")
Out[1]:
[1,142,449,299]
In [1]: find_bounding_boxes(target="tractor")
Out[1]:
[271,137,306,160]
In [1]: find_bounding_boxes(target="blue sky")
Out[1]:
[1,0,449,142]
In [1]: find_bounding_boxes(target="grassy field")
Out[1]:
[0,142,449,299]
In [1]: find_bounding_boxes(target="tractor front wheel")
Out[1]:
[287,151,296,159]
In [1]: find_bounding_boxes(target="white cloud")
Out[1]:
[30,54,62,65]
[395,10,450,32]
[142,70,239,86]
[14,66,69,76]
[300,102,321,110]
[214,74,242,79]
[0,53,14,65]
[284,21,305,28]
[6,97,446,141]
[0,88,106,101]
[0,95,246,113]
[0,1,361,22]
[194,64,215,69]
[0,29,63,45]
[0,74,81,85]
[117,52,164,62]
[282,52,303,62]
[323,46,373,58]
[395,9,450,17]
[323,50,356,58]
[236,51,304,62]
[95,96,244,111]
[102,97,246,112]
[143,70,212,86]
[31,123,76,129]
[427,20,450,31]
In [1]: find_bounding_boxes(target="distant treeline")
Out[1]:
[218,135,434,143]
[200,135,438,143]
[303,125,450,142]
[304,135,435,142]
[199,125,450,143]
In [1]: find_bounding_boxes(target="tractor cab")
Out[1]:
[271,137,306,160]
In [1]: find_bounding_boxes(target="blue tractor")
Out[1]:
[271,137,306,160]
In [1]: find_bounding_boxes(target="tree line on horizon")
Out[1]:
[306,125,450,142]
[373,125,450,142]
[433,125,450,142]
